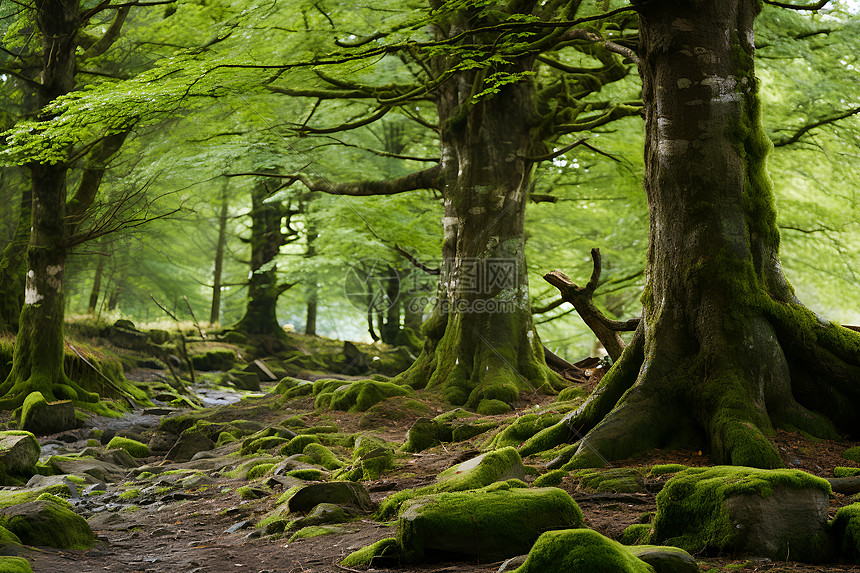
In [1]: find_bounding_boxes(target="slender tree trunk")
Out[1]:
[234,180,286,338]
[523,0,860,469]
[304,217,318,336]
[87,241,106,314]
[209,183,229,325]
[396,7,561,410]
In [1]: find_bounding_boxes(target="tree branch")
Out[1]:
[299,165,441,196]
[394,244,440,275]
[772,106,860,147]
[763,0,829,10]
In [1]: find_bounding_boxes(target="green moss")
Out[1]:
[830,502,860,562]
[288,525,343,541]
[0,557,32,573]
[843,447,860,463]
[557,386,588,402]
[341,537,399,567]
[246,463,275,480]
[286,469,325,481]
[649,464,687,477]
[0,500,94,550]
[533,469,567,488]
[279,435,321,456]
[36,493,71,508]
[476,398,511,415]
[106,436,150,458]
[620,523,653,546]
[302,443,344,470]
[236,486,263,500]
[118,489,140,500]
[514,529,653,573]
[241,435,289,455]
[652,466,831,555]
[226,457,282,480]
[836,467,860,478]
[574,468,644,493]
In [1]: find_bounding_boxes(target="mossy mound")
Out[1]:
[288,524,345,541]
[0,557,32,573]
[378,447,526,519]
[19,393,76,436]
[0,431,40,485]
[275,377,314,400]
[513,529,654,573]
[313,379,412,412]
[0,500,94,550]
[842,446,860,463]
[398,482,583,563]
[403,411,497,453]
[334,435,395,481]
[574,468,644,493]
[488,411,565,451]
[651,466,832,560]
[533,469,568,488]
[302,443,344,470]
[835,467,860,478]
[190,348,236,371]
[621,523,653,546]
[106,436,150,458]
[341,537,399,567]
[829,502,860,562]
[649,464,688,477]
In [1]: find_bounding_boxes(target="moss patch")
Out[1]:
[0,557,32,573]
[106,436,150,458]
[341,537,399,567]
[0,500,94,550]
[514,529,654,573]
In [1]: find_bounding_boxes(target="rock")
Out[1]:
[497,555,527,572]
[403,418,450,453]
[828,502,860,562]
[514,529,653,573]
[99,447,142,468]
[0,432,40,481]
[225,520,251,534]
[651,466,832,561]
[19,393,76,435]
[341,537,399,567]
[627,546,698,573]
[228,370,261,391]
[398,483,583,562]
[286,482,374,514]
[289,503,354,530]
[0,525,23,556]
[48,457,128,483]
[437,446,526,488]
[0,500,94,550]
[166,431,215,462]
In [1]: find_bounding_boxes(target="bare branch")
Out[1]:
[772,106,860,147]
[763,0,829,10]
[300,165,441,196]
[394,244,440,275]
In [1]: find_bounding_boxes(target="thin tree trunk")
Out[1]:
[209,183,229,325]
[0,179,32,332]
[87,242,106,314]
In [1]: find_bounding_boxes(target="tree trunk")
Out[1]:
[0,1,99,408]
[396,8,561,409]
[209,183,229,325]
[304,217,318,336]
[87,242,106,314]
[0,179,31,332]
[234,180,285,338]
[523,0,860,469]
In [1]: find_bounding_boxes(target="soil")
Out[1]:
[10,368,860,573]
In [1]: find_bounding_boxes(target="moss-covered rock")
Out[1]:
[341,537,399,567]
[398,482,583,562]
[476,398,511,415]
[334,435,395,482]
[190,348,236,371]
[575,468,644,493]
[19,393,76,436]
[0,500,94,550]
[487,411,564,450]
[652,466,832,561]
[0,432,40,485]
[377,447,527,519]
[842,446,860,463]
[279,434,321,456]
[649,464,688,477]
[829,502,860,562]
[313,379,412,412]
[627,546,699,573]
[0,524,23,554]
[106,437,150,458]
[288,525,345,541]
[533,469,567,488]
[621,523,653,546]
[302,443,344,471]
[513,529,654,573]
[0,556,32,573]
[835,467,860,478]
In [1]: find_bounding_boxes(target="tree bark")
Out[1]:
[209,182,229,325]
[523,0,860,469]
[395,6,563,409]
[0,179,32,333]
[233,180,287,339]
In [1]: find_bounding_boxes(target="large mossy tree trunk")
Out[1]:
[396,8,561,411]
[523,0,860,468]
[233,180,289,340]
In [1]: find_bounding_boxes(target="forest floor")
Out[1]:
[9,364,860,573]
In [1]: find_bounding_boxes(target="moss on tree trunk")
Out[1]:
[395,10,562,409]
[522,0,860,469]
